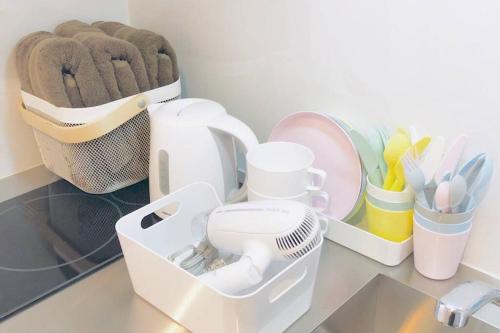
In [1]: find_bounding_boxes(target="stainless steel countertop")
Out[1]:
[1,240,499,333]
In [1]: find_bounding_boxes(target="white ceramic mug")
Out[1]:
[246,142,327,197]
[247,186,330,213]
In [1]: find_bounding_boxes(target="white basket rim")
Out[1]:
[21,78,181,125]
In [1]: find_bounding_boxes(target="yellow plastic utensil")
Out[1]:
[383,129,411,190]
[390,136,431,191]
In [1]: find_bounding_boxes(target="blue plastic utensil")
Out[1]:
[458,153,486,178]
[402,153,428,207]
[465,155,493,211]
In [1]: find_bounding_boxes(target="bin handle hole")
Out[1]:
[268,267,307,303]
[141,202,180,229]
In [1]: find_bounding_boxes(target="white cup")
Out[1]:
[246,142,327,197]
[247,186,330,213]
[413,218,472,280]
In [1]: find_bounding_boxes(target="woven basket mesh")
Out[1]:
[33,96,177,194]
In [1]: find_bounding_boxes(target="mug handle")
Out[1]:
[307,167,327,191]
[309,190,330,214]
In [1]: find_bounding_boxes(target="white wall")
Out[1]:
[0,0,129,179]
[130,0,500,278]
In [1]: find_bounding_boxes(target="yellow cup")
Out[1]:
[366,199,413,242]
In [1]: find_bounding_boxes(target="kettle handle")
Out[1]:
[208,115,259,203]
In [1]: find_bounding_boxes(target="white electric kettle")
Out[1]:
[148,99,258,217]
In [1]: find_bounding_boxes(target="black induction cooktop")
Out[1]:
[0,179,151,320]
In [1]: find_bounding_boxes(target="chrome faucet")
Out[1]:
[435,281,500,328]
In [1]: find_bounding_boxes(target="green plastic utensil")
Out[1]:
[350,129,384,187]
[366,128,387,180]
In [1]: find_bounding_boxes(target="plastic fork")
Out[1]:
[391,136,431,191]
[402,153,428,207]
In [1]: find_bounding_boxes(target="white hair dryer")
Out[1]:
[197,200,324,294]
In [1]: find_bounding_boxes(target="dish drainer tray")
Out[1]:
[324,217,413,266]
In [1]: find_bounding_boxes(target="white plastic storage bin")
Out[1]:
[19,80,181,194]
[116,182,322,333]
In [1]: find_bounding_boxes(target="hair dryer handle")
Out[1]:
[198,256,263,294]
[208,115,259,203]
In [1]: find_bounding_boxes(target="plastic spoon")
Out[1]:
[383,129,411,190]
[449,175,467,213]
[426,135,467,208]
[434,181,451,213]
[433,173,451,212]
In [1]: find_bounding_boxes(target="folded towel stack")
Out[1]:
[16,19,178,106]
[15,20,178,193]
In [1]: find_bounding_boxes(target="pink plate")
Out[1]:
[269,112,363,220]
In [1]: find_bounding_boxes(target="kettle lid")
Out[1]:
[149,98,227,126]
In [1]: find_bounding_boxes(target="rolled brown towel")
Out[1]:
[91,21,127,36]
[54,19,103,38]
[16,30,105,107]
[28,36,111,107]
[114,26,179,87]
[15,31,57,93]
[93,21,179,88]
[73,31,150,99]
[62,74,85,107]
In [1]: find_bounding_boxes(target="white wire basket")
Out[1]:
[116,182,323,333]
[19,80,181,193]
